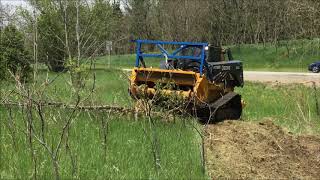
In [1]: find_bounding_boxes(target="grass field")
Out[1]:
[231,39,320,72]
[0,109,204,179]
[90,39,320,72]
[0,70,207,179]
[1,66,320,179]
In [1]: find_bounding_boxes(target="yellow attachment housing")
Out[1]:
[129,67,227,105]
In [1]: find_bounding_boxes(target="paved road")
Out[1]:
[124,69,320,86]
[244,71,320,86]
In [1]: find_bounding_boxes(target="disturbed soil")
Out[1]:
[204,120,320,179]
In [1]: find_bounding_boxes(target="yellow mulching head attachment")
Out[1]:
[129,67,224,104]
[130,68,197,99]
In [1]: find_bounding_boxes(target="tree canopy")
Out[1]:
[2,0,320,72]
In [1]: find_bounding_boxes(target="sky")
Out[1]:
[1,0,125,10]
[1,0,30,8]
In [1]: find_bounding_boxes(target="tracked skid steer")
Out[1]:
[129,40,244,122]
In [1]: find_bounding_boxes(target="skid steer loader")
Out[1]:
[129,40,244,122]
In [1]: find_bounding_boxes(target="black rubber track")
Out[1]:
[196,94,242,124]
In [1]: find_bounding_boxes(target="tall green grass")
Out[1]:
[0,108,205,179]
[1,70,207,179]
[237,82,320,134]
[1,69,320,179]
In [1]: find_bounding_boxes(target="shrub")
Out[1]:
[0,24,32,82]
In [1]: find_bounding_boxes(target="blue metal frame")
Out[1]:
[133,39,208,75]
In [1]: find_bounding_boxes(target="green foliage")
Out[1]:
[22,0,117,72]
[0,25,32,81]
[12,0,320,56]
[36,6,66,72]
[127,0,151,39]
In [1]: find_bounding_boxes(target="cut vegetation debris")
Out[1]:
[204,120,320,179]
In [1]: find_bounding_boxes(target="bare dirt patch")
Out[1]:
[204,120,320,179]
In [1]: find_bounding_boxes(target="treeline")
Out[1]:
[1,0,320,74]
[127,0,320,44]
